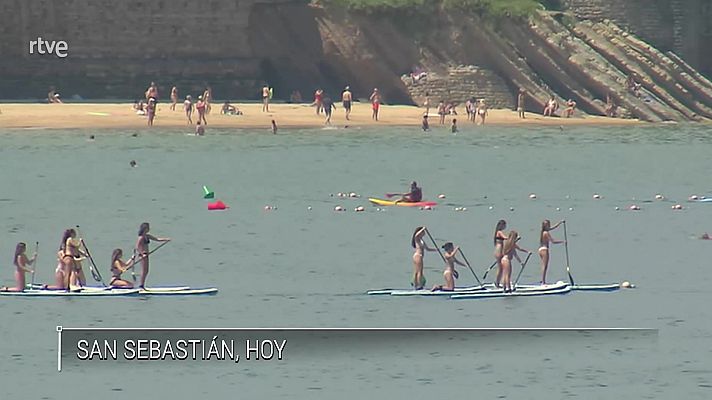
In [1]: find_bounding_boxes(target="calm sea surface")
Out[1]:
[0,124,710,398]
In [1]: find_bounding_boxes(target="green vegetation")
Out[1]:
[319,0,542,17]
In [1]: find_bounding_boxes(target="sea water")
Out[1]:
[0,124,710,398]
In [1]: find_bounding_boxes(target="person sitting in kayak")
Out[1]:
[394,181,423,204]
[431,242,464,292]
[109,248,136,288]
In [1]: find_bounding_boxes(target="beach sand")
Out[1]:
[0,103,642,130]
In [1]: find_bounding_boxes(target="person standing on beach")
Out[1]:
[437,101,446,125]
[134,222,170,289]
[262,84,271,112]
[323,95,336,125]
[476,99,488,125]
[170,86,178,111]
[369,88,381,121]
[196,96,208,125]
[517,89,526,119]
[564,99,576,118]
[203,87,212,114]
[423,92,430,115]
[146,98,156,126]
[465,98,473,122]
[314,89,324,115]
[145,82,158,103]
[184,95,194,125]
[342,86,353,120]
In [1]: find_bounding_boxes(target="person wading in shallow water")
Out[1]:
[369,88,381,121]
[342,86,353,120]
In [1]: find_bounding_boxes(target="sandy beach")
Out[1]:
[0,102,643,130]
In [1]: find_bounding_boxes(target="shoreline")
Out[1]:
[0,103,646,130]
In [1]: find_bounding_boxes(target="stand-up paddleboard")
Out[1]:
[451,281,570,300]
[692,197,712,203]
[368,198,437,207]
[25,284,218,296]
[1,288,140,297]
[570,283,621,291]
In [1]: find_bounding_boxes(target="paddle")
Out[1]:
[513,251,533,286]
[385,193,401,198]
[127,240,170,271]
[76,226,105,286]
[31,241,38,287]
[424,228,448,266]
[562,221,575,285]
[457,248,483,286]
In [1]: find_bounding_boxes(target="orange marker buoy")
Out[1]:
[207,200,228,210]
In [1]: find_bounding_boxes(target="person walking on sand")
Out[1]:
[262,84,271,112]
[369,88,381,121]
[134,222,170,289]
[342,86,353,120]
[476,99,488,125]
[146,98,156,126]
[431,242,465,292]
[517,89,526,119]
[170,86,178,111]
[323,95,336,125]
[314,89,324,115]
[184,95,194,125]
[538,220,564,284]
[196,95,207,125]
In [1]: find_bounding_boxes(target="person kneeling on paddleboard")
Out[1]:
[394,181,422,204]
[431,242,464,292]
[109,249,136,288]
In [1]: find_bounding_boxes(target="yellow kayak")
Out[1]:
[368,198,437,207]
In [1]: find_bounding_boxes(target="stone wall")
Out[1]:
[403,66,515,109]
[564,0,711,76]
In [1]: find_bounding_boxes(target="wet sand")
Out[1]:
[0,103,643,130]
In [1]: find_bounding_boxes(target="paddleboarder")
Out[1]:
[538,219,565,284]
[431,242,464,291]
[0,243,37,292]
[501,231,531,293]
[412,226,436,290]
[393,181,422,204]
[109,249,136,288]
[60,228,87,287]
[492,219,508,287]
[135,222,171,288]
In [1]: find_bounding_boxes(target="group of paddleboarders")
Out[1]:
[1,222,169,292]
[412,219,565,292]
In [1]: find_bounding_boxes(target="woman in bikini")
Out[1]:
[135,222,170,288]
[538,220,565,284]
[60,228,87,287]
[493,220,508,287]
[431,242,465,291]
[109,249,136,288]
[411,226,435,290]
[501,231,531,293]
[0,242,37,292]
